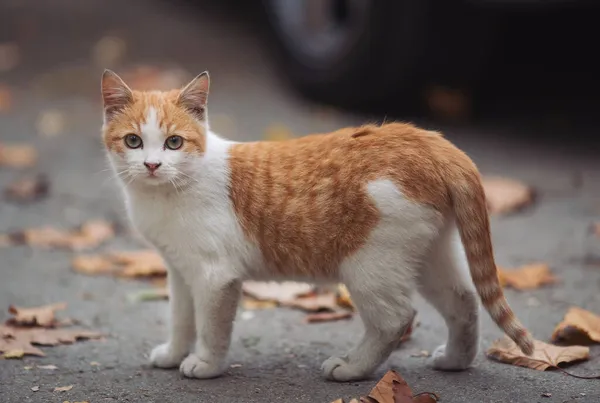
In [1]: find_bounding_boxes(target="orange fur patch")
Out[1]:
[102,90,206,155]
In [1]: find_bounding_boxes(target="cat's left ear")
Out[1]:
[101,69,133,123]
[177,71,210,121]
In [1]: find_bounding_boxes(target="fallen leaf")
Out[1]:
[336,284,354,310]
[38,364,58,370]
[497,263,558,290]
[4,174,50,203]
[31,385,39,392]
[73,250,166,278]
[92,35,127,68]
[36,110,66,137]
[72,255,115,275]
[89,361,100,366]
[410,350,431,358]
[280,292,339,312]
[0,42,20,73]
[486,337,589,371]
[242,298,277,310]
[552,307,600,345]
[23,365,33,370]
[264,124,294,141]
[7,303,67,328]
[0,324,103,358]
[0,83,12,112]
[127,288,169,302]
[2,349,25,358]
[242,281,314,303]
[304,311,353,323]
[481,176,534,215]
[0,143,37,168]
[366,369,438,403]
[2,219,114,250]
[54,385,73,392]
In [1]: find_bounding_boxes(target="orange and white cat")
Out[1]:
[100,69,534,382]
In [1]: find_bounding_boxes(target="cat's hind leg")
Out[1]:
[418,220,480,371]
[322,252,418,382]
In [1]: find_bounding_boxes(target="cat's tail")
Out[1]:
[448,164,535,356]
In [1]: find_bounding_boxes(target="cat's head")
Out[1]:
[101,69,210,188]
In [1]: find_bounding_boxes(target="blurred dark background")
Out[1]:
[1,0,599,147]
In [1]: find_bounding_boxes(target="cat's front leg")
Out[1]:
[150,268,195,368]
[179,270,241,379]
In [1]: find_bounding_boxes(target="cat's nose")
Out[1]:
[144,161,162,172]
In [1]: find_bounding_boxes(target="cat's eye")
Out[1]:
[124,134,142,149]
[165,135,183,150]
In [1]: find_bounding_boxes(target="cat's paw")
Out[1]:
[179,354,225,379]
[150,343,187,369]
[321,356,369,382]
[430,344,472,371]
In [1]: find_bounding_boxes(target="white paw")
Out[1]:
[179,354,225,379]
[150,343,187,368]
[430,344,472,371]
[321,356,370,382]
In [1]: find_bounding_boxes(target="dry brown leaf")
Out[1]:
[0,324,103,358]
[362,369,438,403]
[36,110,66,137]
[73,250,166,278]
[121,65,190,91]
[552,307,600,345]
[305,311,353,323]
[336,284,354,310]
[497,263,558,290]
[4,174,50,203]
[54,385,73,392]
[0,143,37,168]
[242,281,314,303]
[481,176,534,215]
[486,337,589,371]
[280,292,339,312]
[264,124,294,142]
[2,219,114,250]
[7,303,67,328]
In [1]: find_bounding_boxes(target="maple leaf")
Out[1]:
[481,176,534,215]
[497,263,558,290]
[0,142,37,168]
[7,303,67,327]
[0,324,103,358]
[552,307,600,345]
[486,337,589,371]
[4,174,50,203]
[331,370,438,403]
[1,219,114,251]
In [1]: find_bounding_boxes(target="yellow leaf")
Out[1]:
[2,349,25,359]
[486,337,589,371]
[552,307,600,344]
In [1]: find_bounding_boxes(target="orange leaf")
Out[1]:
[497,263,557,290]
[304,311,353,323]
[551,307,600,345]
[482,176,534,215]
[7,303,67,328]
[486,337,589,371]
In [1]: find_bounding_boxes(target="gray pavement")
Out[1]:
[1,1,599,402]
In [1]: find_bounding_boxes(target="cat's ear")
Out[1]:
[177,71,209,121]
[101,69,133,122]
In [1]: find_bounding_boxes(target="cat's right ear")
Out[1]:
[101,69,133,123]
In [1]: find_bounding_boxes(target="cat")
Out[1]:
[100,69,534,382]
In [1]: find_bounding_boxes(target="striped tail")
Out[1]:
[449,169,534,355]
